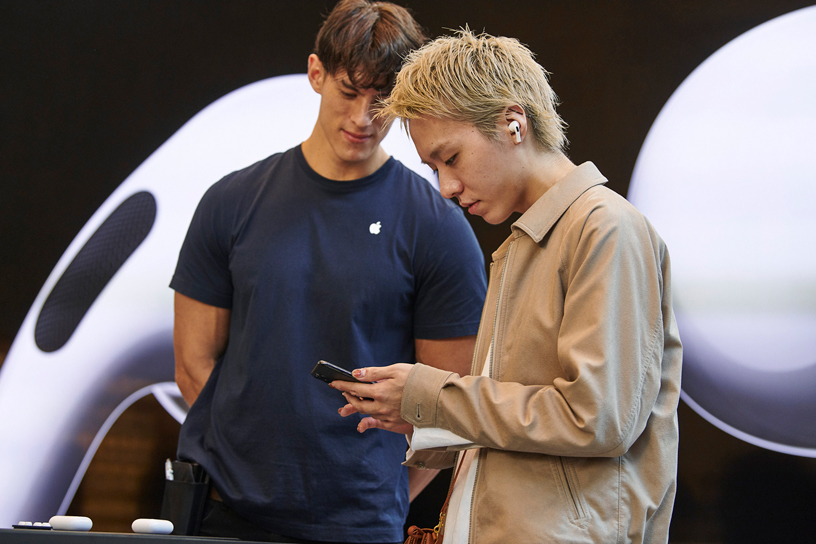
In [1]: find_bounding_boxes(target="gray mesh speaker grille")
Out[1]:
[35,191,157,352]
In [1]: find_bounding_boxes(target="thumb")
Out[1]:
[353,365,391,381]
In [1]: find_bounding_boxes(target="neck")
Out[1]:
[519,151,576,213]
[301,131,389,181]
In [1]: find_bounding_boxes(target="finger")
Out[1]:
[337,403,359,417]
[342,392,377,413]
[329,380,355,395]
[357,416,387,433]
[358,418,415,435]
[351,364,398,382]
[330,380,376,397]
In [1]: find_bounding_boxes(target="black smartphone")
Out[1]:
[311,360,369,384]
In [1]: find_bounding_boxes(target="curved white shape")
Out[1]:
[0,74,436,526]
[49,516,92,531]
[132,518,174,535]
[151,381,188,425]
[629,7,816,455]
[56,382,184,516]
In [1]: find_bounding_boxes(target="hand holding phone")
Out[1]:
[311,360,370,385]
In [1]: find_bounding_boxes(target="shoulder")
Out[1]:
[204,150,290,200]
[563,185,665,261]
[566,185,649,232]
[193,150,296,226]
[573,185,633,215]
[381,161,481,268]
[387,160,463,223]
[389,160,455,205]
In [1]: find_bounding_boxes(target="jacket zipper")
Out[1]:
[467,449,483,544]
[468,241,513,543]
[488,241,512,381]
[558,456,587,520]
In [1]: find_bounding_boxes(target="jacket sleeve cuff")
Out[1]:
[401,363,454,428]
[403,447,456,470]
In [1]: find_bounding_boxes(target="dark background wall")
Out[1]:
[2,1,816,542]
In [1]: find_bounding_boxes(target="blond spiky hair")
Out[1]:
[379,28,568,152]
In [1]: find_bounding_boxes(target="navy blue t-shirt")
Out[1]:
[170,146,486,542]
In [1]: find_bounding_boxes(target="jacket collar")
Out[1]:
[511,162,607,243]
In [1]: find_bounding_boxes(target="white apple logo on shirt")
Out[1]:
[369,221,381,235]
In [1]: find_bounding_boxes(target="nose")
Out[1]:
[351,95,377,127]
[438,172,463,200]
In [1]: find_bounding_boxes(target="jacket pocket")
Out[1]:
[552,456,592,524]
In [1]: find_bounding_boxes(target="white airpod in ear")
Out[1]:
[509,120,521,143]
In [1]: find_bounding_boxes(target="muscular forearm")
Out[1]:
[173,292,231,407]
[175,355,215,406]
[415,335,476,377]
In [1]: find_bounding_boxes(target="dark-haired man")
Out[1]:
[170,1,487,543]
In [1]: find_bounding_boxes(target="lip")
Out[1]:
[460,201,480,214]
[342,129,372,144]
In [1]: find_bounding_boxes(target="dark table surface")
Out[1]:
[0,529,270,544]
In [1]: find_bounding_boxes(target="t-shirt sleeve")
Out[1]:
[412,207,487,339]
[169,180,234,308]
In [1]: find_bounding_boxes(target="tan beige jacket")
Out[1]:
[402,163,682,544]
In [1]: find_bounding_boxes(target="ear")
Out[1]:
[307,54,326,94]
[503,105,527,144]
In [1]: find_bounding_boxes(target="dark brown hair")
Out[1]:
[314,0,426,91]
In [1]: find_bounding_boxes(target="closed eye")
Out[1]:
[420,160,438,175]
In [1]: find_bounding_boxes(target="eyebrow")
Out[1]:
[407,118,450,166]
[427,143,446,161]
[339,78,358,92]
[419,144,447,170]
[339,77,388,94]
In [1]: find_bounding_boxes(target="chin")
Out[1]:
[340,144,377,163]
[480,209,511,225]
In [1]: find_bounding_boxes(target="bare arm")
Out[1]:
[408,465,440,502]
[173,292,231,406]
[407,335,476,500]
[414,335,476,377]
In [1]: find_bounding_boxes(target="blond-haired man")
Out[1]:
[333,29,683,543]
